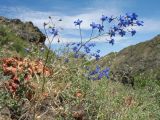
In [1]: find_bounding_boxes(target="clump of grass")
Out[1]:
[0,25,29,56]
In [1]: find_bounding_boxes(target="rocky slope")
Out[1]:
[0,16,46,56]
[0,16,46,43]
[97,35,160,82]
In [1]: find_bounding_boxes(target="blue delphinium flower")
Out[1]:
[126,13,138,21]
[88,66,110,80]
[113,26,119,32]
[66,43,70,47]
[95,54,100,60]
[131,30,136,36]
[97,24,104,32]
[103,67,110,78]
[119,29,126,37]
[108,16,114,23]
[90,22,98,29]
[51,28,58,36]
[89,71,95,76]
[101,15,108,21]
[109,30,116,37]
[98,67,110,80]
[84,46,91,53]
[74,19,83,26]
[119,15,136,27]
[119,15,125,22]
[95,65,100,72]
[89,65,100,75]
[77,42,81,46]
[91,53,100,60]
[131,13,138,20]
[87,43,96,47]
[136,20,144,26]
[126,20,134,26]
[72,46,78,52]
[109,39,114,45]
[96,49,100,53]
[97,71,104,80]
[118,20,127,27]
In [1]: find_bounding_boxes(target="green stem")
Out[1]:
[41,25,55,92]
[76,31,109,53]
[79,25,83,45]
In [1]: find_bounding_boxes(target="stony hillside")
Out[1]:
[98,35,160,81]
[0,16,46,56]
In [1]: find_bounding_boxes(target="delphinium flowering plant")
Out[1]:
[44,13,143,81]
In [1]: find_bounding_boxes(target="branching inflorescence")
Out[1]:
[44,13,143,80]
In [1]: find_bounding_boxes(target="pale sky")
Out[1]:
[0,0,160,56]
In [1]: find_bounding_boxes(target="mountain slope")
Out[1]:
[98,35,160,81]
[0,16,46,56]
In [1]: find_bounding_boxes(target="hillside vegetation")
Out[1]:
[97,35,160,87]
[0,16,46,57]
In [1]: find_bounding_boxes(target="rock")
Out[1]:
[10,19,22,24]
[110,67,134,87]
[0,16,46,44]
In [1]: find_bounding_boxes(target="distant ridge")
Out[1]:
[98,35,160,81]
[0,16,46,44]
[0,16,46,55]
